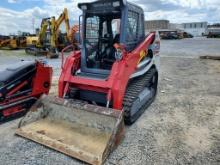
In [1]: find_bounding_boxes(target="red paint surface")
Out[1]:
[59,33,158,110]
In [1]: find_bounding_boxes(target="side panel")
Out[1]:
[130,31,160,78]
[150,31,160,72]
[111,33,156,109]
[32,62,53,95]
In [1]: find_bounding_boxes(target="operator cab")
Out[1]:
[78,0,145,77]
[85,14,120,70]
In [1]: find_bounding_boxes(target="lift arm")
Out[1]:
[54,8,71,44]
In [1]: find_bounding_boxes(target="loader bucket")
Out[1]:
[16,95,124,165]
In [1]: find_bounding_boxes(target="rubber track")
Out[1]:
[123,68,157,123]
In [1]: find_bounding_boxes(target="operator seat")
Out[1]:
[102,34,120,66]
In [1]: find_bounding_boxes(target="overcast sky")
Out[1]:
[0,0,220,35]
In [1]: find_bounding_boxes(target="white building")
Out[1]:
[169,23,184,31]
[145,20,170,33]
[182,22,207,37]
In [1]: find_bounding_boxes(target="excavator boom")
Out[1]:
[36,18,50,47]
[55,8,71,41]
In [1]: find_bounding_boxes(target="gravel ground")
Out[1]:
[0,37,220,165]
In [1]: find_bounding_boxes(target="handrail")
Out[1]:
[61,45,74,70]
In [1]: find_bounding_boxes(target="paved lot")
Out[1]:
[0,37,220,165]
[161,37,220,58]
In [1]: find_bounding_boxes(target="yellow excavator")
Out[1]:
[26,36,38,47]
[25,17,57,58]
[25,8,78,58]
[0,37,17,49]
[0,35,27,50]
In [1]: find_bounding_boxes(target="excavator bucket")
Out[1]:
[16,95,124,165]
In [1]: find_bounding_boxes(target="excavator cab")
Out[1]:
[78,0,145,75]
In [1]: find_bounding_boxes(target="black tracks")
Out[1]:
[123,68,158,125]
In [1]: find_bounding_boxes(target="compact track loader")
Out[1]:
[0,61,52,122]
[16,0,160,164]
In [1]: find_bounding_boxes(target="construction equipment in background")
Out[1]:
[0,35,10,43]
[57,25,79,51]
[26,36,38,47]
[0,61,52,122]
[25,18,55,58]
[16,0,160,164]
[52,8,78,50]
[0,36,17,49]
[0,35,27,50]
[25,8,79,58]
